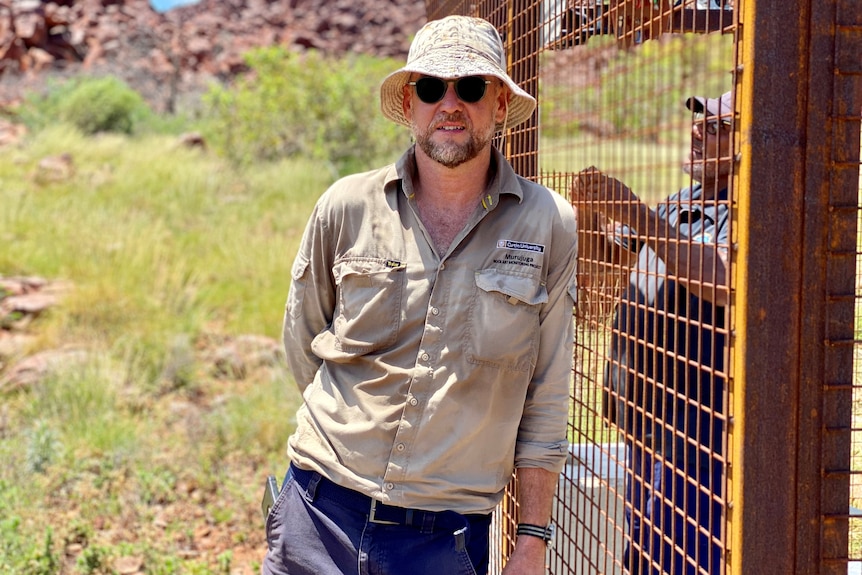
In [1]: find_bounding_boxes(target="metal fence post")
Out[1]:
[731,0,860,573]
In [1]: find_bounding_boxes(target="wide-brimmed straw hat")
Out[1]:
[380,15,537,131]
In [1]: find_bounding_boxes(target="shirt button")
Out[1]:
[439,263,445,271]
[430,307,439,315]
[385,482,395,491]
[421,353,430,361]
[396,443,406,452]
[409,397,418,406]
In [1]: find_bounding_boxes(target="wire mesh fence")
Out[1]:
[542,4,735,574]
[422,1,861,574]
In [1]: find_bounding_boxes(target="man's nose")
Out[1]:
[439,82,462,109]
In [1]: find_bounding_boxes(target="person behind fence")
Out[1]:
[572,91,733,575]
[262,15,579,575]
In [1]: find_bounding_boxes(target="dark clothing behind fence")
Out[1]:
[603,183,729,575]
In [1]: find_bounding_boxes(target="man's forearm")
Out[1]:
[515,466,558,527]
[574,169,729,306]
[501,467,559,574]
[638,204,729,306]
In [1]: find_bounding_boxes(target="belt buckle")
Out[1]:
[369,499,399,525]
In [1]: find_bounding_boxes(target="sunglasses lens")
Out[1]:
[415,77,447,104]
[455,77,487,103]
[413,76,488,104]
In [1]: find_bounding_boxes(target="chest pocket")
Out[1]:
[331,259,406,354]
[467,269,547,373]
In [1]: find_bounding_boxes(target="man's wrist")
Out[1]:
[516,523,555,547]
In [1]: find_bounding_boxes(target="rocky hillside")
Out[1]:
[0,0,427,112]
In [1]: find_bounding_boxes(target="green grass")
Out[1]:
[1,125,325,339]
[0,124,325,573]
[540,133,692,206]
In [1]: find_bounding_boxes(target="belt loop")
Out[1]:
[369,500,399,525]
[420,511,435,534]
[304,471,322,503]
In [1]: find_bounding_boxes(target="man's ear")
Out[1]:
[495,86,511,124]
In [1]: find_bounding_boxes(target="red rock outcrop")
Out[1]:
[0,0,427,112]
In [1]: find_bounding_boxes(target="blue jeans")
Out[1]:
[262,464,492,575]
[624,444,724,574]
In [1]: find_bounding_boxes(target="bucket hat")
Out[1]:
[380,15,537,130]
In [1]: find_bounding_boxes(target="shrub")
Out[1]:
[16,77,69,131]
[56,76,149,135]
[24,420,62,474]
[20,76,150,135]
[0,519,59,575]
[76,545,111,575]
[539,33,733,141]
[202,47,410,176]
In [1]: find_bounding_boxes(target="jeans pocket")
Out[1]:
[453,527,479,575]
[264,468,294,550]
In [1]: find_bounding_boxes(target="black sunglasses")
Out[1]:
[407,76,492,104]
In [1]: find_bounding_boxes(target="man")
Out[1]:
[263,15,579,575]
[573,91,733,574]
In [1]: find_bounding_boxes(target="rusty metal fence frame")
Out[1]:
[732,2,860,575]
[420,1,862,574]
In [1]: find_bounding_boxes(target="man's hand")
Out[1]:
[574,166,729,305]
[571,167,640,300]
[501,534,547,575]
[572,166,642,227]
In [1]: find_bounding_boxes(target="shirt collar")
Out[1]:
[385,145,525,207]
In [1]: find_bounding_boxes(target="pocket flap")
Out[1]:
[475,269,548,305]
[291,254,309,281]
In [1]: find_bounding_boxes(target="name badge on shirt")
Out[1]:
[496,239,545,254]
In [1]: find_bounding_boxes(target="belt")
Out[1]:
[289,463,488,531]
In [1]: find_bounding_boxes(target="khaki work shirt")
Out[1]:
[283,146,578,515]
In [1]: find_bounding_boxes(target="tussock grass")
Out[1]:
[0,123,326,573]
[3,125,325,341]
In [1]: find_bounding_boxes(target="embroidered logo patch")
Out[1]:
[496,240,545,254]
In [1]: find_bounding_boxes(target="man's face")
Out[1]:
[402,75,507,169]
[683,110,733,184]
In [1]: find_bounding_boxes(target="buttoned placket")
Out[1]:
[381,259,449,500]
[380,184,497,499]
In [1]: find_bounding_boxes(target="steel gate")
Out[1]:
[421,1,862,573]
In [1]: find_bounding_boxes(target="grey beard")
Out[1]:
[412,119,493,169]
